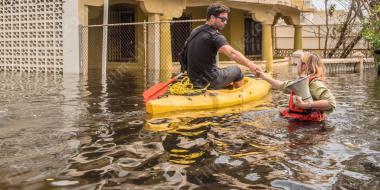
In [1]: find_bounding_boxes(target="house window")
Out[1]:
[244,17,262,58]
[108,5,135,62]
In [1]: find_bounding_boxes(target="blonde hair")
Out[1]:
[300,52,326,80]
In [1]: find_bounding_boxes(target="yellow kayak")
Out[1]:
[146,77,271,115]
[145,95,272,132]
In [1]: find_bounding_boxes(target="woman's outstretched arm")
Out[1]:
[257,71,284,89]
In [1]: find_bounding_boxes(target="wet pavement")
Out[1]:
[0,65,379,189]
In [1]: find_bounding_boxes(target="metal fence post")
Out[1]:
[144,20,147,89]
[101,0,109,79]
[79,25,83,74]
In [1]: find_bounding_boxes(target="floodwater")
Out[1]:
[0,65,379,190]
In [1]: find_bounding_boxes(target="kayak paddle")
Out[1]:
[143,72,184,102]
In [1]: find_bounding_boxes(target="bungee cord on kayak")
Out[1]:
[169,76,209,96]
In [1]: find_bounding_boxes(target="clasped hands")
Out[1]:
[248,64,263,77]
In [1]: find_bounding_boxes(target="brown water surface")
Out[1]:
[0,65,379,189]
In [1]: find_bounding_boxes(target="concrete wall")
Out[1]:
[63,1,80,73]
[1,0,310,74]
[0,0,66,73]
[275,25,369,50]
[184,7,206,28]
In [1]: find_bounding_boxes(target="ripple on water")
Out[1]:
[1,68,380,189]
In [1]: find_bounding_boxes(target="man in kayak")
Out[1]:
[184,3,262,89]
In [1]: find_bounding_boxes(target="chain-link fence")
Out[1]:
[274,24,371,58]
[79,19,205,81]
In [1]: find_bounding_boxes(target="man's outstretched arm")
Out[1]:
[218,45,262,74]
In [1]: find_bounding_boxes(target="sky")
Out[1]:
[311,0,347,10]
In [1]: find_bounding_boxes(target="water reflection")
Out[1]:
[0,66,379,189]
[144,106,337,189]
[162,119,211,165]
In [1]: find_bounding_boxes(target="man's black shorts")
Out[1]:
[209,66,244,89]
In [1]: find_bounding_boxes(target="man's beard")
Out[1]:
[214,23,224,30]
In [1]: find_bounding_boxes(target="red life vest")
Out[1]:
[280,77,326,122]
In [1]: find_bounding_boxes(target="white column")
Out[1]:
[147,13,160,83]
[63,0,80,73]
[148,14,160,71]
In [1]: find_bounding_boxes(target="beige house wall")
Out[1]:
[275,25,369,50]
[76,0,308,74]
[0,0,311,74]
[275,9,369,52]
[222,8,246,61]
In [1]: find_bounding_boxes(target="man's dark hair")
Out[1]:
[206,3,230,20]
